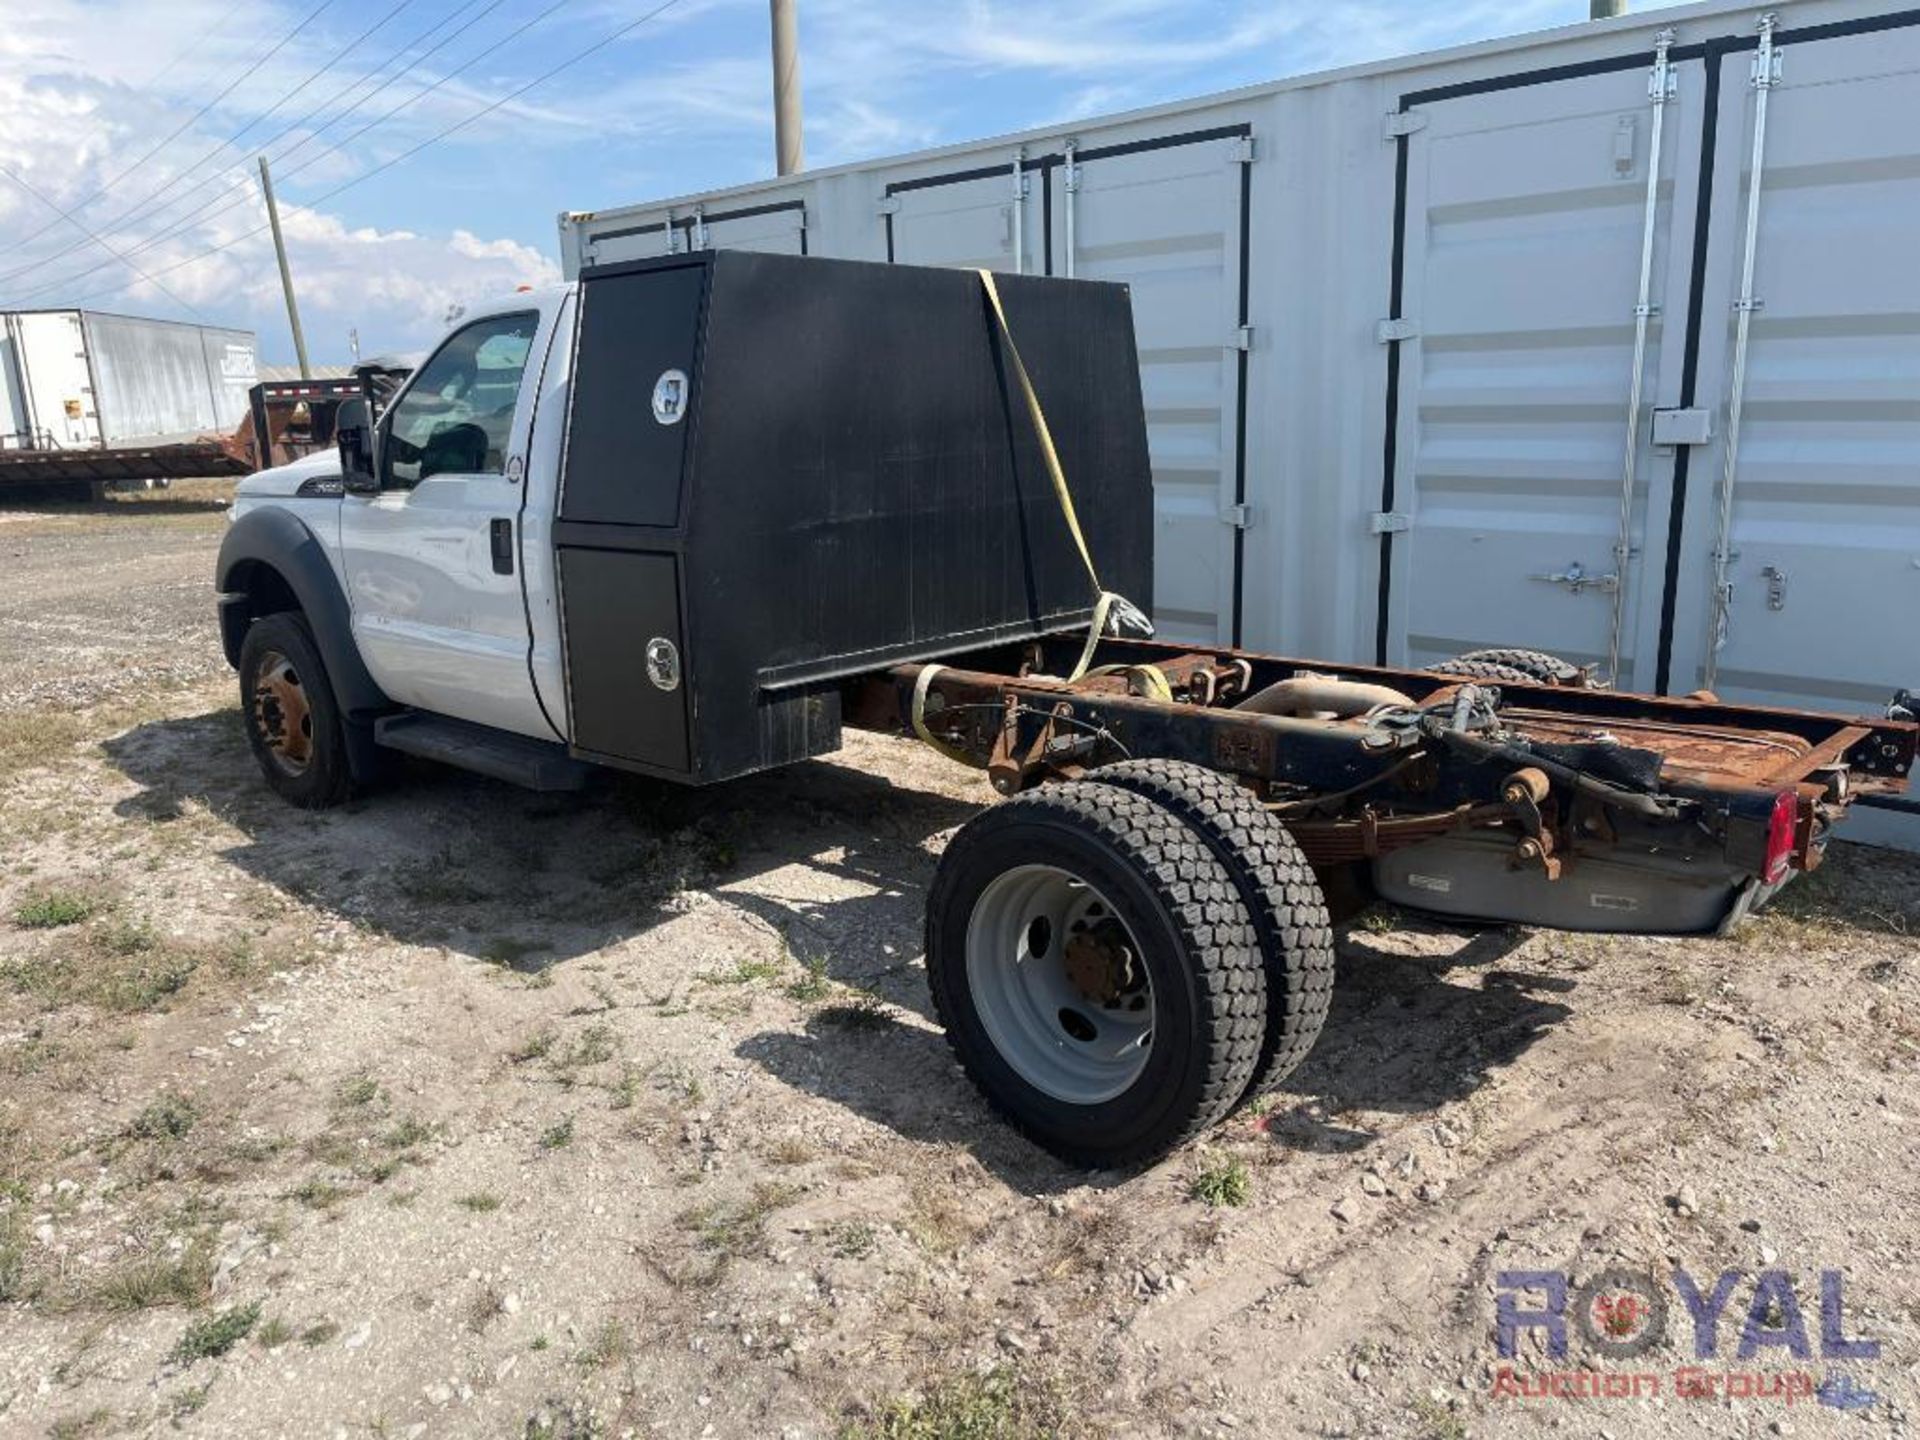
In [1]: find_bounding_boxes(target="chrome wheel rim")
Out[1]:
[964,864,1154,1104]
[251,649,313,777]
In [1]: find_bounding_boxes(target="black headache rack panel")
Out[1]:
[552,250,1153,785]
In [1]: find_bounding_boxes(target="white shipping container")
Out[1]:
[0,309,258,451]
[560,0,1920,845]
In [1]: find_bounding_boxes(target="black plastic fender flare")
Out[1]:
[215,506,391,762]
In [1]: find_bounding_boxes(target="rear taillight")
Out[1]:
[1762,789,1797,885]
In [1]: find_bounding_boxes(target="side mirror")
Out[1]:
[336,396,378,495]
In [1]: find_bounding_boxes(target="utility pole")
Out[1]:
[769,0,803,176]
[257,155,311,379]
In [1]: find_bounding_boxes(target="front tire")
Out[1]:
[926,782,1266,1168]
[237,611,352,808]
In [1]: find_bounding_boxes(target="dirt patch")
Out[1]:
[0,496,1916,1437]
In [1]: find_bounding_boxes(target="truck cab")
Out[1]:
[224,286,578,797]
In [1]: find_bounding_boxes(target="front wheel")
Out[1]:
[238,611,352,808]
[925,782,1266,1168]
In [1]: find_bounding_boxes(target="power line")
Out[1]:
[0,165,206,320]
[0,0,255,272]
[0,0,340,260]
[64,0,508,281]
[60,0,689,311]
[78,0,421,257]
[5,0,556,305]
[5,0,581,307]
[0,0,433,295]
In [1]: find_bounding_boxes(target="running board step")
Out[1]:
[374,713,592,792]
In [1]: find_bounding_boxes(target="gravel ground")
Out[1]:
[0,487,1917,1440]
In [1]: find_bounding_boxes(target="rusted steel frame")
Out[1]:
[854,662,1405,793]
[1282,802,1510,867]
[1755,724,1872,786]
[1015,633,1920,772]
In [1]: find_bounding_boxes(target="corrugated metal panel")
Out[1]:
[1664,23,1920,723]
[1382,51,1707,692]
[84,312,220,444]
[199,327,258,430]
[12,312,99,449]
[562,0,1920,846]
[1060,133,1248,645]
[0,311,259,449]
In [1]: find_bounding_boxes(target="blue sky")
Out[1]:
[0,0,1682,364]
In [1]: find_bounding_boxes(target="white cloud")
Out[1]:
[0,0,569,359]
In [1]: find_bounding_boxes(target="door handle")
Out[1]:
[490,518,514,576]
[1529,560,1617,596]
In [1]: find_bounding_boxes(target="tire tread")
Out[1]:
[926,781,1266,1167]
[1093,759,1335,1104]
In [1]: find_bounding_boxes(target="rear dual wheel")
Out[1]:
[926,769,1333,1168]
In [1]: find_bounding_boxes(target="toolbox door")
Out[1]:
[558,547,691,775]
[558,260,707,530]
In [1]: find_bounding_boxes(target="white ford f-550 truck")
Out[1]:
[217,251,1916,1166]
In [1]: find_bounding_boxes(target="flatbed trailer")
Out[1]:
[0,439,248,495]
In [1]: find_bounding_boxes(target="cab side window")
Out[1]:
[381,313,537,489]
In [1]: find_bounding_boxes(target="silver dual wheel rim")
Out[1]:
[964,864,1156,1105]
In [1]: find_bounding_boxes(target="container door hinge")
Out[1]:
[876,194,901,216]
[1371,511,1412,535]
[1228,135,1256,164]
[1376,317,1418,344]
[1384,110,1429,140]
[1229,325,1254,352]
[1221,503,1253,530]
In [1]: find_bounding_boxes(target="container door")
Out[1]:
[1663,25,1920,728]
[1381,50,1709,688]
[17,312,101,449]
[1054,132,1250,646]
[887,156,1042,274]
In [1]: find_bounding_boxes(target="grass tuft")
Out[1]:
[128,1092,198,1141]
[844,1364,1068,1440]
[14,891,98,929]
[169,1300,262,1363]
[89,1242,214,1311]
[1189,1154,1252,1209]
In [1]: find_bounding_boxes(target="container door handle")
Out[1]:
[490,518,514,576]
[1529,560,1618,596]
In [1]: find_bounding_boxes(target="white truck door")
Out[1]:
[338,305,555,739]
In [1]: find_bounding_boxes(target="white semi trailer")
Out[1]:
[557,0,1920,848]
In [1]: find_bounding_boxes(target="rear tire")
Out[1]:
[925,782,1266,1168]
[1424,657,1535,685]
[1428,648,1590,687]
[1094,759,1334,1106]
[238,611,352,808]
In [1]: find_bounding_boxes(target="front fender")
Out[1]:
[215,505,390,724]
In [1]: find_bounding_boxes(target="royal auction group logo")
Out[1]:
[1491,1268,1881,1412]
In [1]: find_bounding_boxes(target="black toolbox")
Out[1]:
[554,250,1152,784]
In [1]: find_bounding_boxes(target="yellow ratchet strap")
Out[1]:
[910,663,985,768]
[977,268,1142,683]
[1085,662,1175,702]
